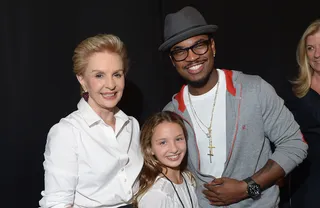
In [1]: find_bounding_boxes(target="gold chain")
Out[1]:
[188,80,219,163]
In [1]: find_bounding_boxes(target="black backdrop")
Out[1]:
[2,1,319,207]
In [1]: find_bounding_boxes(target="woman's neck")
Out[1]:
[90,102,117,130]
[101,113,116,128]
[311,71,320,94]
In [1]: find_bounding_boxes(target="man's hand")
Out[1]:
[203,177,248,206]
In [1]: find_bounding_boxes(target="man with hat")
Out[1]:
[160,6,308,207]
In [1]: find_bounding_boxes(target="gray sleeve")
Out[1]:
[258,78,308,175]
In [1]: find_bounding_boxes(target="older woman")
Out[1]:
[39,34,143,208]
[287,19,320,208]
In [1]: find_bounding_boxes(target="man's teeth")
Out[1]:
[189,64,202,70]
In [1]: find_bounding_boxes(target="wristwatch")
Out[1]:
[243,177,261,200]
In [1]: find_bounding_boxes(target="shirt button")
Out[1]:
[128,191,131,194]
[124,178,127,182]
[121,168,124,172]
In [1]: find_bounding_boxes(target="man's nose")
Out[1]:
[185,49,200,61]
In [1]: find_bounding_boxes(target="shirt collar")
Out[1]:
[77,98,129,127]
[174,69,236,112]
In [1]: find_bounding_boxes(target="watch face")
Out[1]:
[248,184,261,198]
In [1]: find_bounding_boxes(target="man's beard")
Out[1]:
[186,67,213,88]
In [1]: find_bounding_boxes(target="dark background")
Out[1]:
[2,1,319,207]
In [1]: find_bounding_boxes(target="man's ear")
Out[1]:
[210,39,216,51]
[210,39,216,57]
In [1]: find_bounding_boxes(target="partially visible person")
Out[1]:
[134,111,199,208]
[286,19,320,208]
[39,34,143,208]
[159,6,308,207]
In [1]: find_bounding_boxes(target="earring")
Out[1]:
[214,51,216,57]
[82,91,89,102]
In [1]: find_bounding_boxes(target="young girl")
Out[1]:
[134,111,199,208]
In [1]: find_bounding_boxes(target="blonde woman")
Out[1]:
[291,19,320,97]
[39,34,143,208]
[287,19,320,208]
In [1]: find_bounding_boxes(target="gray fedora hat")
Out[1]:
[158,6,218,51]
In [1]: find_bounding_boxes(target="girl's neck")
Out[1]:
[162,168,182,184]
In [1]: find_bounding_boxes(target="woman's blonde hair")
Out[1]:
[72,34,129,95]
[133,111,192,207]
[291,19,320,98]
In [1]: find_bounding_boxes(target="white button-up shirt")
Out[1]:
[39,98,143,208]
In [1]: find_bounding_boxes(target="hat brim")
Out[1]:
[158,25,218,52]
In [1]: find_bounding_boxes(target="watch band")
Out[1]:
[244,177,255,185]
[244,177,261,199]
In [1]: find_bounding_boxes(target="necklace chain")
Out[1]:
[188,79,219,163]
[162,173,194,208]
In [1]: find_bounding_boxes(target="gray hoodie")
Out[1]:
[163,69,308,208]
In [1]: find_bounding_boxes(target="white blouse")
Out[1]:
[39,98,143,208]
[138,172,199,208]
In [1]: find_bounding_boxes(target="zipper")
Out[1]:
[222,84,242,176]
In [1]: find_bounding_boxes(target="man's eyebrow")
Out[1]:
[171,45,184,50]
[171,38,208,51]
[194,38,208,43]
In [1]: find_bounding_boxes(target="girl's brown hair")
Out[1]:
[133,111,190,207]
